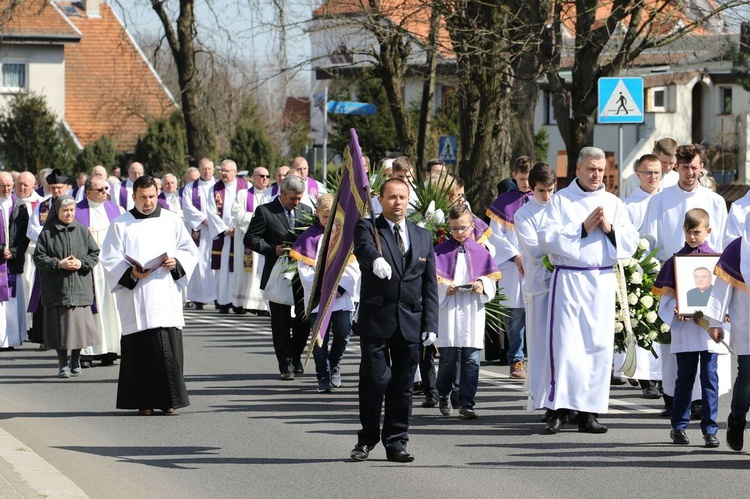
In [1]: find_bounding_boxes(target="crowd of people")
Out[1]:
[1,140,750,463]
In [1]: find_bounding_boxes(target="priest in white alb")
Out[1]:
[230,166,269,314]
[538,147,639,434]
[182,158,218,310]
[114,162,144,211]
[100,176,198,416]
[75,177,124,366]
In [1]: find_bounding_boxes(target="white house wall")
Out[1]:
[0,45,65,118]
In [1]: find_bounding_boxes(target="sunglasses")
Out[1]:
[87,187,109,193]
[255,174,269,178]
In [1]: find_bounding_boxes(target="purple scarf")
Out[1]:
[119,183,129,209]
[0,208,10,302]
[290,223,324,267]
[471,216,492,245]
[307,177,320,200]
[75,199,121,226]
[653,241,715,296]
[715,237,744,288]
[486,190,532,228]
[434,236,500,284]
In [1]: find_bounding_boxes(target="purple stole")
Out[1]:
[289,223,324,267]
[653,242,715,297]
[190,181,203,247]
[157,192,169,210]
[0,208,10,302]
[486,190,532,229]
[38,198,52,225]
[119,182,130,209]
[210,179,248,271]
[307,177,320,200]
[75,199,121,227]
[271,184,279,198]
[434,237,500,285]
[471,216,492,246]
[714,237,746,292]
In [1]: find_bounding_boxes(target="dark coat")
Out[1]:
[1,197,30,275]
[244,197,312,289]
[33,219,99,307]
[353,215,439,343]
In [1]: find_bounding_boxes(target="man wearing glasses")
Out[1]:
[622,138,679,198]
[76,177,124,367]
[231,167,270,315]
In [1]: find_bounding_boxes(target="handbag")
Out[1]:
[262,255,294,306]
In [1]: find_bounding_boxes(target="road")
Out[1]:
[1,310,749,498]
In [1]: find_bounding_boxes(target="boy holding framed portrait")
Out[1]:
[652,208,729,448]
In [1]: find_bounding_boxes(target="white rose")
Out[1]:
[628,293,638,305]
[652,261,661,273]
[615,321,624,333]
[646,311,658,323]
[628,258,638,268]
[649,331,658,341]
[639,238,650,251]
[631,272,643,285]
[660,323,671,333]
[640,296,654,309]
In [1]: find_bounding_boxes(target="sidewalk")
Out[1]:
[0,426,88,498]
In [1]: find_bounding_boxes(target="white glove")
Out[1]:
[372,257,392,280]
[421,332,437,347]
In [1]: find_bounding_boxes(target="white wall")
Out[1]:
[0,45,66,118]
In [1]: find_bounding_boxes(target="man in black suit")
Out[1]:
[245,175,312,379]
[350,178,439,463]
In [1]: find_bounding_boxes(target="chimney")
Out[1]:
[83,0,101,19]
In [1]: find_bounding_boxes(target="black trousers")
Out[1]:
[357,331,419,452]
[268,277,309,374]
[418,345,437,396]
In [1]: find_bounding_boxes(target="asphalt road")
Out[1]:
[1,310,750,498]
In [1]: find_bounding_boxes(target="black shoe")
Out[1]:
[439,396,452,416]
[545,417,562,434]
[642,386,661,399]
[184,301,196,310]
[690,402,703,420]
[80,360,92,369]
[660,408,672,418]
[218,305,230,314]
[194,302,204,311]
[565,410,579,425]
[294,364,304,376]
[232,306,247,314]
[280,372,295,381]
[727,413,746,451]
[450,391,459,409]
[704,434,720,448]
[670,429,689,445]
[578,416,608,434]
[541,409,554,423]
[421,397,437,408]
[610,374,627,386]
[459,405,478,420]
[350,444,370,461]
[386,449,414,463]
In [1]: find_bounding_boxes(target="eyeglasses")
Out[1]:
[87,187,108,193]
[449,226,472,234]
[637,171,661,177]
[255,174,269,178]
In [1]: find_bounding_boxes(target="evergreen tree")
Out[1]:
[76,135,120,173]
[228,99,277,170]
[0,93,77,173]
[134,112,188,176]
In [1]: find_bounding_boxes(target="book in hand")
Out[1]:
[123,252,168,273]
[456,284,474,292]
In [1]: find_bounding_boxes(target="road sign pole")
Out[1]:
[322,86,328,182]
[618,124,623,198]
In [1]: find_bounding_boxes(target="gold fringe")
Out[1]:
[651,285,675,298]
[288,249,316,267]
[485,210,514,229]
[715,267,750,295]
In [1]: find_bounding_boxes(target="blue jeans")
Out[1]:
[506,307,525,364]
[731,355,750,422]
[671,351,719,435]
[311,311,353,381]
[436,347,481,407]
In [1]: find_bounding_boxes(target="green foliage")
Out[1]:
[0,93,77,174]
[229,98,277,170]
[76,135,120,172]
[328,77,398,162]
[285,118,310,161]
[134,112,188,176]
[534,128,550,165]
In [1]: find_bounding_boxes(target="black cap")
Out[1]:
[46,168,68,185]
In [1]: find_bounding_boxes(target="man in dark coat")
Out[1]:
[350,178,439,463]
[245,175,313,379]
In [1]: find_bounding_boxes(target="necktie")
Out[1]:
[394,223,405,256]
[288,209,295,229]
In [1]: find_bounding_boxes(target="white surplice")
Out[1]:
[537,180,639,413]
[514,196,553,410]
[435,253,495,350]
[100,209,198,335]
[230,187,268,311]
[18,192,41,318]
[488,219,522,308]
[182,178,218,303]
[624,186,658,232]
[79,201,125,356]
[642,184,727,261]
[0,200,24,348]
[724,190,750,248]
[207,181,239,306]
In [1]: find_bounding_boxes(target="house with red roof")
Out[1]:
[0,0,176,152]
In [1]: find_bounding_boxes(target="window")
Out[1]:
[647,86,667,113]
[1,62,27,93]
[720,87,732,114]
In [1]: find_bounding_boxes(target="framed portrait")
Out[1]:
[674,254,720,317]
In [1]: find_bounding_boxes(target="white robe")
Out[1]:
[182,178,218,303]
[624,187,658,232]
[724,190,750,247]
[537,180,639,413]
[0,200,25,348]
[79,201,125,357]
[207,181,239,306]
[514,197,553,410]
[488,218,523,309]
[435,254,495,350]
[100,209,198,336]
[230,187,268,311]
[116,179,135,211]
[18,193,41,318]
[642,184,727,261]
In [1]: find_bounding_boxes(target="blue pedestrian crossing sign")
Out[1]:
[438,136,457,164]
[598,77,644,124]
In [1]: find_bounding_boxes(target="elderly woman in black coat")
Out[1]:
[34,195,100,378]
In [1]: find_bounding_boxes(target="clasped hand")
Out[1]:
[59,255,81,271]
[583,206,612,234]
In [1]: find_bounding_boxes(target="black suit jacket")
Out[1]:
[354,215,438,344]
[1,198,30,275]
[244,197,312,289]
